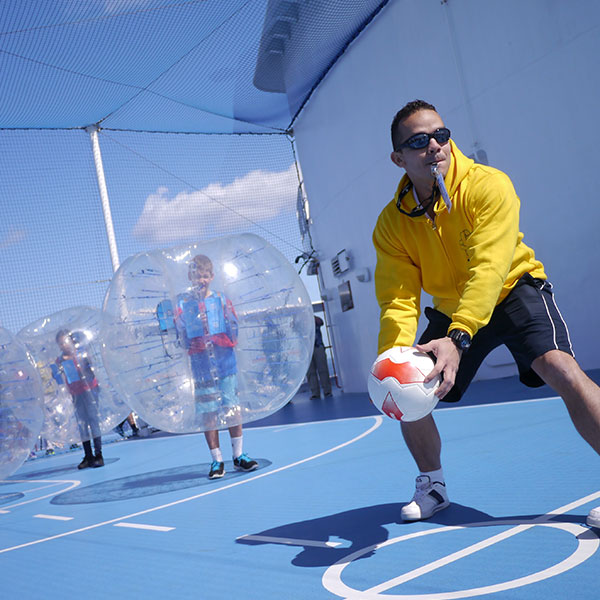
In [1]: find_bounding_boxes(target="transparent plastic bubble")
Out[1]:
[0,327,45,480]
[101,233,314,433]
[18,307,132,445]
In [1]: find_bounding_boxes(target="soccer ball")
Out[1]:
[367,346,440,422]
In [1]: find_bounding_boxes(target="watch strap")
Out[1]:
[448,329,471,351]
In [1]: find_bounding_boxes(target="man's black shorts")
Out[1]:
[418,273,574,402]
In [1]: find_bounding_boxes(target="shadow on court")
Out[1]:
[8,457,120,480]
[425,503,592,527]
[237,502,593,568]
[0,492,25,505]
[50,458,271,504]
[237,503,402,566]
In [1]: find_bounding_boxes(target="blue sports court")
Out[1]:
[2,373,599,599]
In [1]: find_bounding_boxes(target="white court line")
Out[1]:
[114,522,174,532]
[34,514,74,521]
[249,394,564,430]
[18,482,69,494]
[237,534,341,548]
[325,521,599,600]
[323,489,600,599]
[0,416,382,554]
[0,480,81,511]
[441,395,561,412]
[269,422,314,433]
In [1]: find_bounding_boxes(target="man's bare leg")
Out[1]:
[532,350,600,454]
[401,412,442,472]
[533,349,600,528]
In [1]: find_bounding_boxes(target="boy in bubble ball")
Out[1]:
[53,330,103,469]
[174,254,258,480]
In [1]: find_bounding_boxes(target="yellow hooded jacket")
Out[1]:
[373,140,546,353]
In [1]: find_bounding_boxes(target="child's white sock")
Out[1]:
[210,447,223,462]
[231,436,243,459]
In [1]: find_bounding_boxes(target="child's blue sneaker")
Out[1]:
[208,461,225,479]
[233,453,258,472]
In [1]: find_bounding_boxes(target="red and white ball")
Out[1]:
[368,346,440,422]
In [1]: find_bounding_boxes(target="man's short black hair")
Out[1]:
[391,99,437,151]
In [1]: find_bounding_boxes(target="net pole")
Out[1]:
[86,125,120,273]
[289,134,341,389]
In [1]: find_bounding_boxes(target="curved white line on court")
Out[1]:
[0,415,383,554]
[0,480,81,509]
[440,395,562,413]
[323,519,600,599]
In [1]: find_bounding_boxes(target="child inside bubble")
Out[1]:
[174,254,258,479]
[53,330,104,469]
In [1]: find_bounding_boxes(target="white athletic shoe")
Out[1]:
[587,506,600,529]
[401,475,450,521]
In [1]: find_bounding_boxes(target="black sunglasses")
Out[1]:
[396,127,451,151]
[396,181,437,218]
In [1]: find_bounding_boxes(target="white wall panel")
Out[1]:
[294,0,600,391]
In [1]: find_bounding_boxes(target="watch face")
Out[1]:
[450,330,471,350]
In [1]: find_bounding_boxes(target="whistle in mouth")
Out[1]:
[431,164,452,213]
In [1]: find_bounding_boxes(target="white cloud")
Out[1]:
[133,164,298,244]
[0,228,26,249]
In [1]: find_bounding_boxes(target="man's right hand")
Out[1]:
[415,336,462,399]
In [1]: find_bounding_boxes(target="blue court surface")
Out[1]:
[2,373,600,600]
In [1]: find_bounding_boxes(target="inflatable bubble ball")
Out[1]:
[18,307,132,446]
[0,327,45,480]
[102,233,315,434]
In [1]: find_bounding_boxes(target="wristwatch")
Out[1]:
[448,329,471,352]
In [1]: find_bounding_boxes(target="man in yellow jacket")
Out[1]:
[373,99,600,526]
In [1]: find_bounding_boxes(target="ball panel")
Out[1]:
[381,392,404,421]
[371,357,428,384]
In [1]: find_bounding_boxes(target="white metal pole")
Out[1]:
[289,134,342,389]
[86,124,120,273]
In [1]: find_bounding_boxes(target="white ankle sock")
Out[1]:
[421,468,444,484]
[210,447,223,462]
[231,436,243,459]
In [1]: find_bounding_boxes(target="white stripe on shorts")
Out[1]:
[540,283,574,356]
